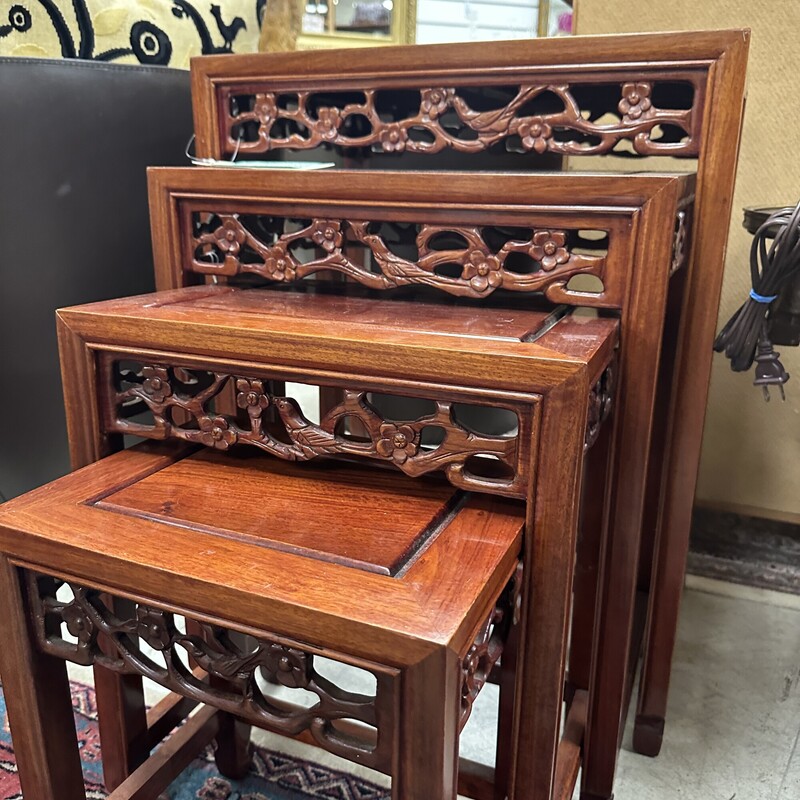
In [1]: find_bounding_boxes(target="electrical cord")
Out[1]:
[713,201,800,400]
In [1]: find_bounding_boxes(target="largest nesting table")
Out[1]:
[188,32,749,797]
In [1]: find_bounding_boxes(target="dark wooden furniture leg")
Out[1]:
[0,557,86,800]
[581,188,680,800]
[567,417,614,702]
[212,675,253,778]
[399,649,460,800]
[178,618,253,778]
[512,374,589,800]
[631,267,687,757]
[495,619,520,800]
[93,639,150,788]
[59,318,151,791]
[635,36,750,758]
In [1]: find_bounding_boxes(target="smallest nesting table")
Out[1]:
[0,443,523,799]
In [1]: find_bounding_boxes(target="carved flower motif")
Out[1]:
[420,88,454,119]
[136,607,172,651]
[254,92,278,126]
[462,645,484,698]
[236,378,270,416]
[618,83,652,122]
[263,243,296,281]
[379,123,408,153]
[316,106,342,141]
[263,644,311,688]
[199,416,238,450]
[463,249,503,293]
[213,218,246,254]
[63,604,94,644]
[530,231,569,271]
[310,220,343,253]
[376,422,418,464]
[141,365,172,403]
[517,117,553,154]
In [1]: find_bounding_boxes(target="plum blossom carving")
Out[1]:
[141,365,172,403]
[316,107,342,141]
[376,423,418,464]
[420,88,454,119]
[530,231,569,271]
[618,83,652,123]
[585,360,616,450]
[236,379,270,416]
[63,604,94,644]
[110,362,524,495]
[223,79,697,158]
[460,567,520,725]
[263,644,311,689]
[263,243,296,280]
[253,92,277,125]
[199,416,238,450]
[310,220,343,253]
[518,117,552,154]
[464,249,503,293]
[379,123,408,153]
[214,218,246,254]
[136,607,173,651]
[190,210,605,302]
[31,574,386,769]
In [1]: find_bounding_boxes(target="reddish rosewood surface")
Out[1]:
[97,450,467,576]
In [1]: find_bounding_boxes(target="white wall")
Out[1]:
[415,0,539,44]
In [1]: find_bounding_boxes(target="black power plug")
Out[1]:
[752,337,790,401]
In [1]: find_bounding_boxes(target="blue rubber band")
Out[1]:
[750,289,778,304]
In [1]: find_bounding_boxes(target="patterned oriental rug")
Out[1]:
[0,682,389,800]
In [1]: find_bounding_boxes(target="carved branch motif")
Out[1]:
[222,81,696,158]
[190,213,606,302]
[585,358,617,451]
[671,208,689,275]
[460,563,522,727]
[109,362,523,496]
[28,573,391,770]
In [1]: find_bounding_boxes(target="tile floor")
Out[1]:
[613,585,800,800]
[67,581,800,799]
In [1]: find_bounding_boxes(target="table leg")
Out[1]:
[0,558,86,800]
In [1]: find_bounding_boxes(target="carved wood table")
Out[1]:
[0,283,617,800]
[185,30,749,798]
[143,166,693,800]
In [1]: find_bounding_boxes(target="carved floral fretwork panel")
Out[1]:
[585,358,617,452]
[27,573,393,770]
[105,359,528,497]
[461,563,522,727]
[187,210,608,303]
[220,80,699,158]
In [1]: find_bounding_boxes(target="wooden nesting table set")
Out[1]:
[0,29,748,800]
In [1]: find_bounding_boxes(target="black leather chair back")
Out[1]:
[0,58,192,499]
